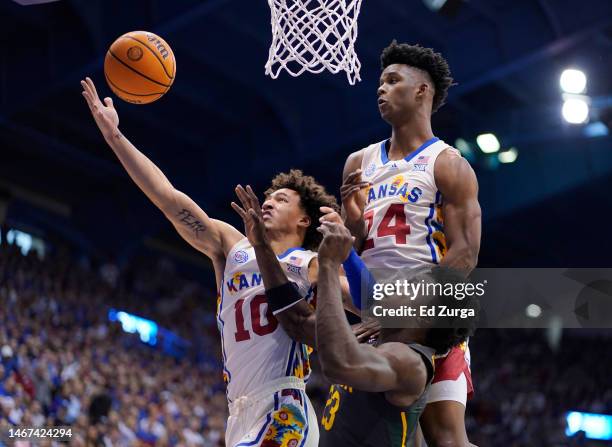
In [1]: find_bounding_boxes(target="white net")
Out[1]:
[266,0,363,85]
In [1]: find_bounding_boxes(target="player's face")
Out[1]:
[377,64,426,122]
[262,188,310,235]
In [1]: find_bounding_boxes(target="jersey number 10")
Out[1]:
[234,295,278,342]
[363,203,411,250]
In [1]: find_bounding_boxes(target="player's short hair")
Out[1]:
[266,169,339,251]
[419,267,480,355]
[380,41,454,113]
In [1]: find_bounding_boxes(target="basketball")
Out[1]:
[104,31,175,104]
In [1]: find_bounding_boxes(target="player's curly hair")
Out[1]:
[266,169,339,251]
[380,40,454,113]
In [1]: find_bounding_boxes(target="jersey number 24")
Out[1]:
[364,203,411,250]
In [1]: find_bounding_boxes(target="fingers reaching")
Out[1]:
[81,78,105,114]
[343,169,362,185]
[353,319,380,342]
[247,208,262,224]
[231,201,247,219]
[316,222,332,236]
[340,182,370,199]
[340,185,361,200]
[319,208,342,225]
[236,185,263,221]
[234,185,250,211]
[81,91,94,111]
[245,185,261,211]
[86,77,99,100]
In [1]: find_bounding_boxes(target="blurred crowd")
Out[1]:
[0,242,227,446]
[465,329,612,447]
[1,240,611,446]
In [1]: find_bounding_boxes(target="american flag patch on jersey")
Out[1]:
[413,155,430,171]
[289,255,302,266]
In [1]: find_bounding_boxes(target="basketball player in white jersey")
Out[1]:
[340,42,482,447]
[80,77,359,447]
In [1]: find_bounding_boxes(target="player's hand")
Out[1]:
[232,185,269,248]
[352,317,381,343]
[317,221,354,265]
[81,77,119,140]
[319,206,343,225]
[341,169,370,225]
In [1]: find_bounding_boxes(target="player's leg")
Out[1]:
[302,391,320,447]
[257,389,317,447]
[419,399,469,447]
[419,344,473,447]
[228,388,317,447]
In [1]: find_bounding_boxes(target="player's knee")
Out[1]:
[427,435,464,447]
[426,431,467,447]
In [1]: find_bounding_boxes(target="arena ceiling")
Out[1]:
[1,0,611,268]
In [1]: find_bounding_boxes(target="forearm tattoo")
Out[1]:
[177,209,206,237]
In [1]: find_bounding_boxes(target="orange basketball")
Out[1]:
[104,31,176,104]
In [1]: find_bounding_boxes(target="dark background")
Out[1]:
[1,1,612,446]
[1,0,611,273]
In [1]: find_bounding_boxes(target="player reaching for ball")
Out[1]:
[80,77,370,447]
[339,42,482,446]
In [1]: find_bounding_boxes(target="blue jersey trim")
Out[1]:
[424,194,439,264]
[380,140,389,164]
[299,389,310,447]
[380,137,440,165]
[277,246,306,259]
[217,286,232,386]
[285,340,297,376]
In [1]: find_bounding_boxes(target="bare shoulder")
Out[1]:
[434,147,478,193]
[307,256,319,284]
[343,148,366,180]
[211,218,245,258]
[435,146,465,174]
[376,342,428,372]
[377,342,429,402]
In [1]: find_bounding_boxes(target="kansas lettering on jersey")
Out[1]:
[360,137,460,269]
[319,343,436,447]
[216,238,317,402]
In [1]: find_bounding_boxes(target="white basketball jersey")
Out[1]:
[216,238,317,402]
[359,137,458,269]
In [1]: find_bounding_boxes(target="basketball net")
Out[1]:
[266,0,363,85]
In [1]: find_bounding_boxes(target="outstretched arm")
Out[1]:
[435,149,481,275]
[315,222,427,397]
[81,77,242,260]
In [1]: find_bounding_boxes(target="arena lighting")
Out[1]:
[12,0,61,5]
[560,69,587,94]
[566,412,612,441]
[498,148,518,164]
[562,97,590,124]
[584,121,609,138]
[525,304,541,318]
[108,308,158,345]
[476,133,500,153]
[454,138,471,155]
[422,0,464,17]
